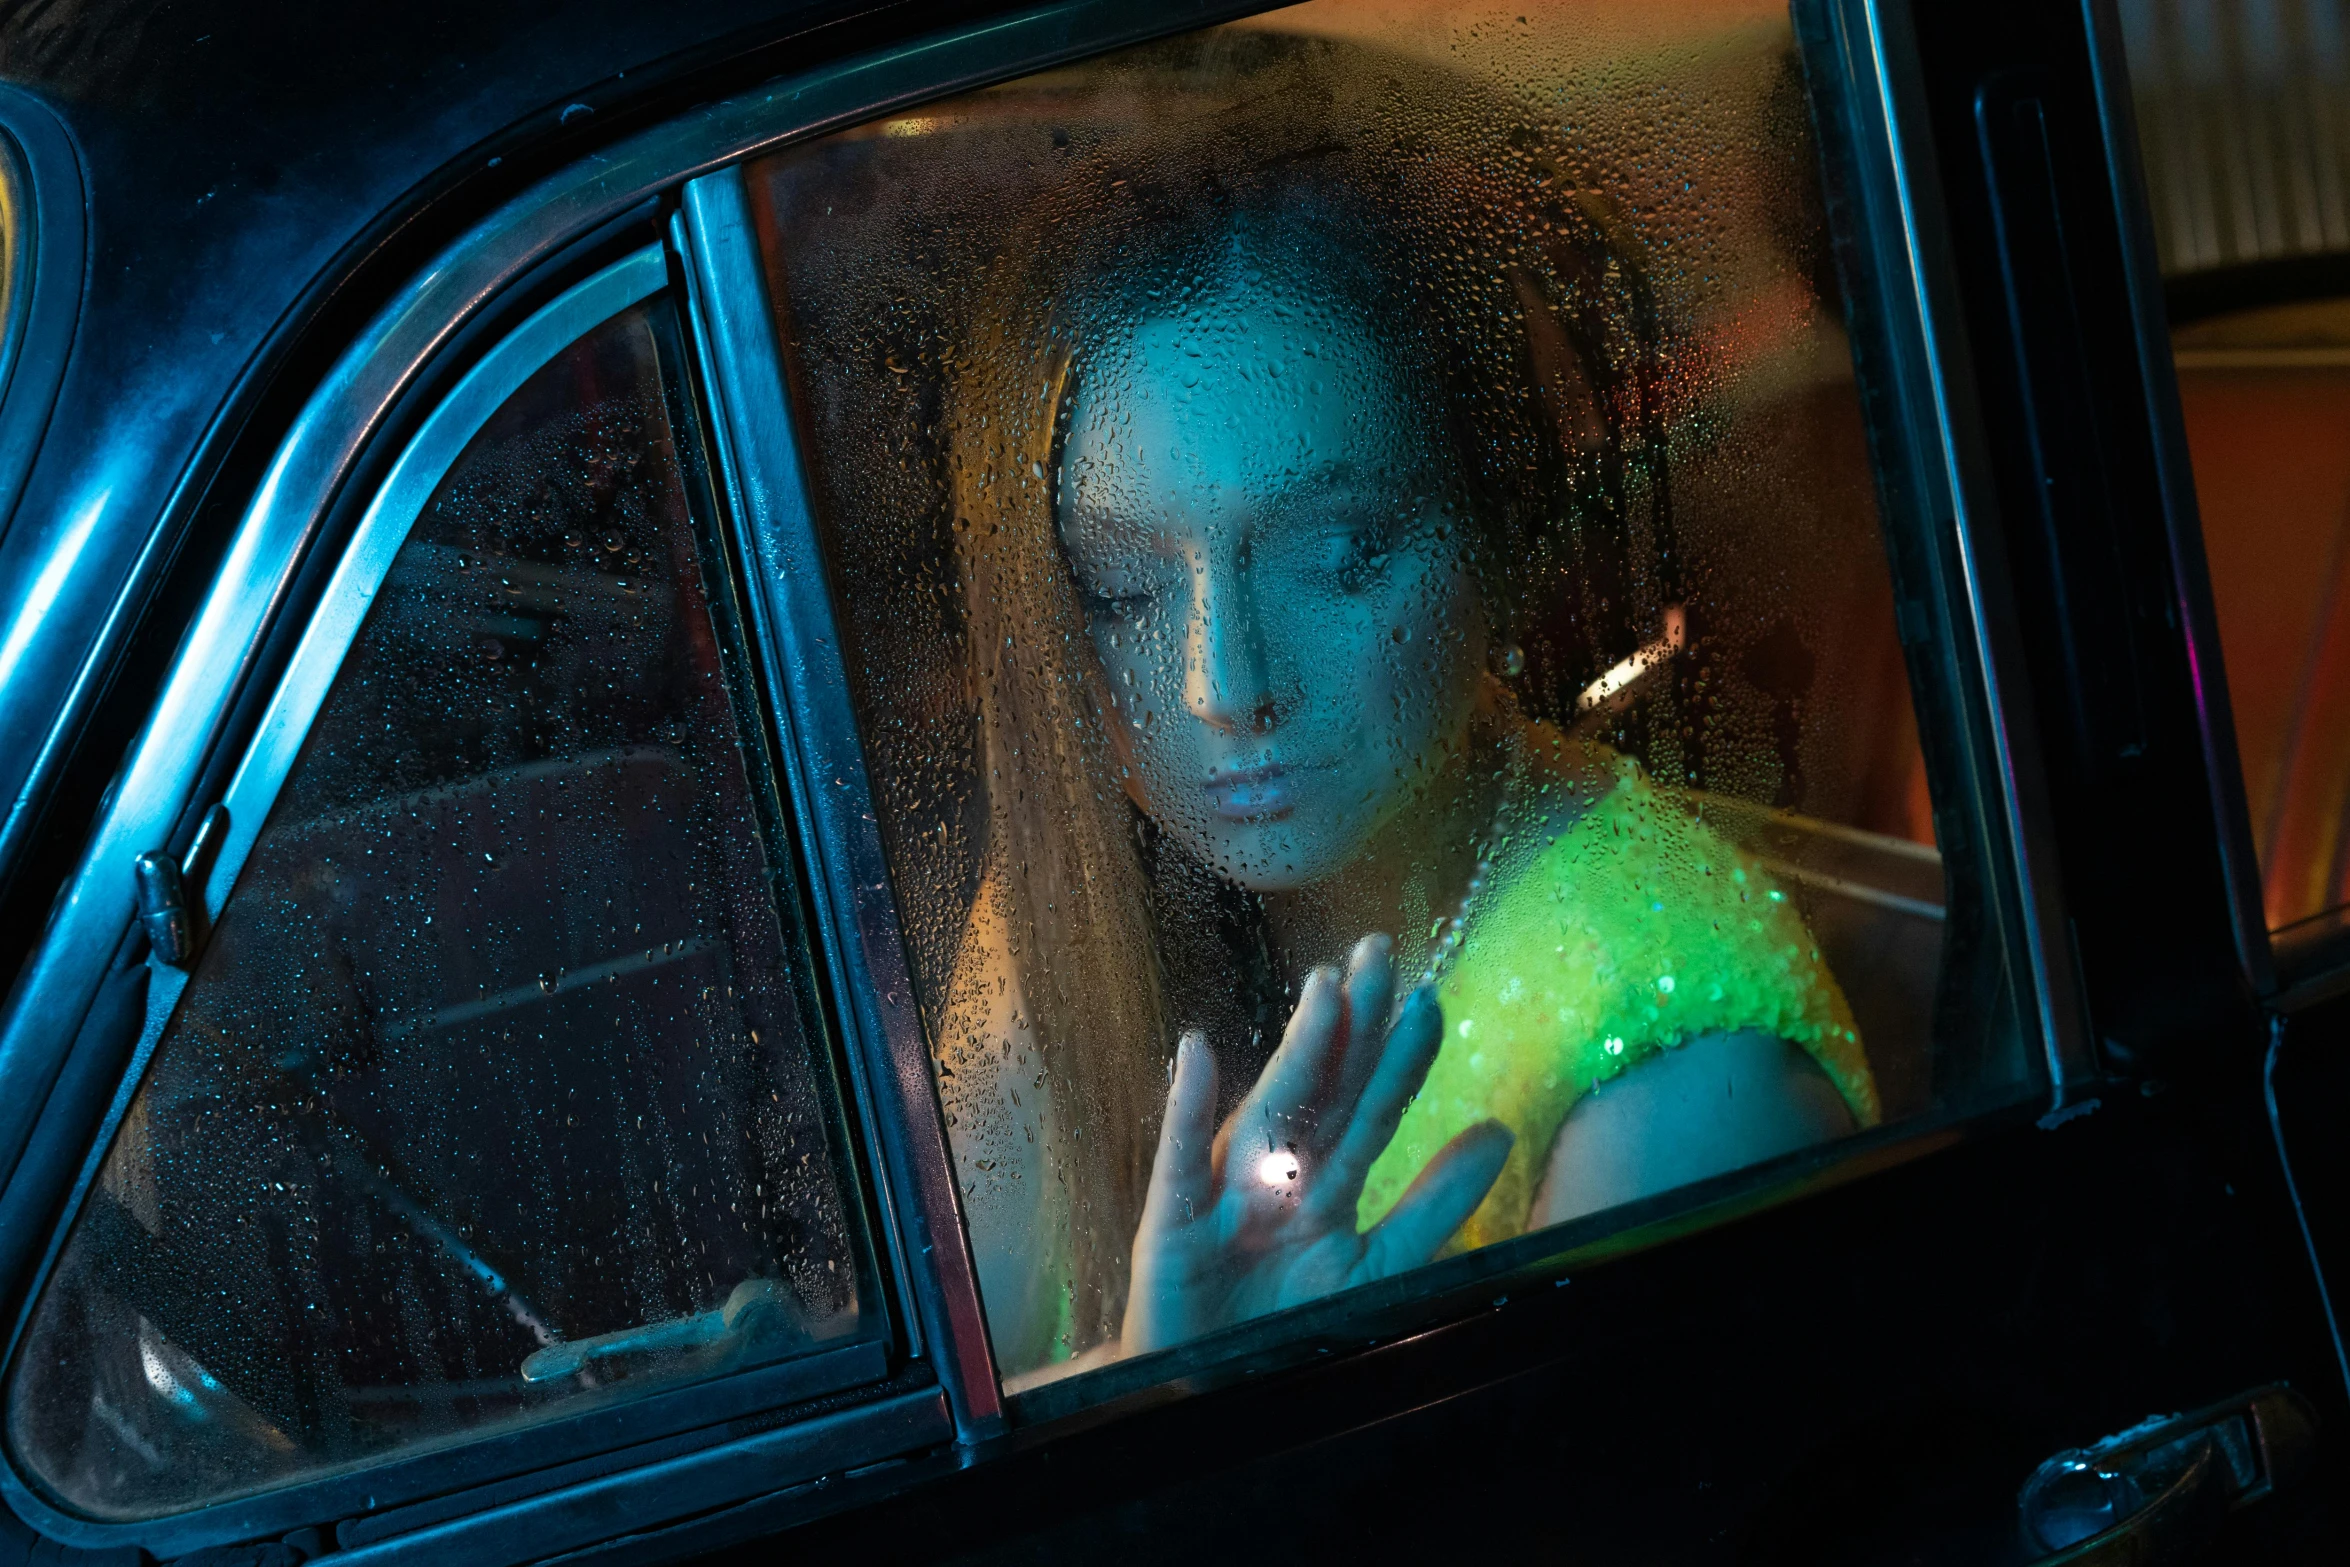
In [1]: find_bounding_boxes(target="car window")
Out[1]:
[2118,0,2350,948]
[740,0,2026,1399]
[2,281,877,1518]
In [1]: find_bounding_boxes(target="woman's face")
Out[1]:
[1058,279,1486,892]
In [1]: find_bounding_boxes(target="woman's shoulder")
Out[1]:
[1465,733,1838,1038]
[1463,733,1877,1121]
[1490,725,1693,882]
[1500,731,1750,909]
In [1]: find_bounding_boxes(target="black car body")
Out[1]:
[0,2,2342,1563]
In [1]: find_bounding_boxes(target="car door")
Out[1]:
[0,1,2337,1563]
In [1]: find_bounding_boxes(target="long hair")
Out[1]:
[940,29,1677,1358]
[759,26,1677,1365]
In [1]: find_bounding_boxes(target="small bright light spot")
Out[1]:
[1603,1036,1626,1056]
[1257,1150,1300,1188]
[139,1334,196,1407]
[1577,604,1688,712]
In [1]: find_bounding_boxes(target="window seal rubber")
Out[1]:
[675,170,1005,1444]
[194,245,667,938]
[0,245,914,1560]
[0,83,83,554]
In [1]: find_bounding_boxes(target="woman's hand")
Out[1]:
[1121,934,1512,1357]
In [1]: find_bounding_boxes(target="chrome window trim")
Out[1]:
[0,83,82,549]
[677,173,1003,1438]
[4,1343,907,1561]
[0,83,88,885]
[669,204,934,1393]
[0,139,29,473]
[199,245,666,921]
[0,83,91,895]
[329,1385,952,1567]
[0,246,911,1559]
[1851,0,2099,1104]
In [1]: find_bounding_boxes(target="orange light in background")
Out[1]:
[2174,302,2350,929]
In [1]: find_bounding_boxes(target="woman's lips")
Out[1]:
[1203,761,1296,821]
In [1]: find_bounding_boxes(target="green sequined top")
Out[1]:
[1356,753,1878,1252]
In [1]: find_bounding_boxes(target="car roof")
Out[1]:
[0,0,888,933]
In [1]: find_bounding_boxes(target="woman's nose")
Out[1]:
[1182,553,1274,732]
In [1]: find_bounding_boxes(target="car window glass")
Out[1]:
[3,297,873,1519]
[2118,0,2350,944]
[745,0,2019,1396]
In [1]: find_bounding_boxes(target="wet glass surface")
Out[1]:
[5,301,870,1518]
[753,0,2001,1392]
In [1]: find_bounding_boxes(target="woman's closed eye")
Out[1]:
[1078,575,1169,623]
[1083,587,1152,621]
[1330,527,1391,590]
[1286,511,1403,592]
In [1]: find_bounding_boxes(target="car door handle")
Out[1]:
[2017,1384,2318,1564]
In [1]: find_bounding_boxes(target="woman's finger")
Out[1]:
[1359,1118,1513,1278]
[1136,1032,1218,1235]
[1324,934,1396,1141]
[1215,965,1344,1171]
[1311,982,1445,1213]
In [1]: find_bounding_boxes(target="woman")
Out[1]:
[770,29,1878,1381]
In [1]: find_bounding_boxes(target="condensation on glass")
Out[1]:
[746,1,1995,1391]
[5,301,870,1518]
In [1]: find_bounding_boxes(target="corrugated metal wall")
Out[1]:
[2119,0,2350,273]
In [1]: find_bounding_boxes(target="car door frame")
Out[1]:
[0,0,2328,1559]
